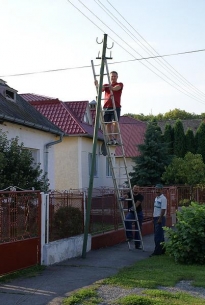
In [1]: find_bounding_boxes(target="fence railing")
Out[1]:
[0,190,41,243]
[46,186,180,242]
[1,186,205,245]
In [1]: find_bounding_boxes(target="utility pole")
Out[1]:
[82,34,109,258]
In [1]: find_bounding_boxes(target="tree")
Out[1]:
[163,124,173,155]
[0,130,49,191]
[173,119,186,157]
[162,152,205,186]
[163,108,199,120]
[124,108,202,121]
[185,128,195,154]
[129,120,171,186]
[195,122,205,163]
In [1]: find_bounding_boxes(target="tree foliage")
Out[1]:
[163,108,199,120]
[53,206,83,239]
[195,122,205,163]
[162,152,205,185]
[129,120,171,186]
[0,130,49,191]
[163,124,173,155]
[164,202,205,264]
[124,108,201,121]
[185,128,195,154]
[173,119,186,157]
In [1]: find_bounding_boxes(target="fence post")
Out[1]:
[46,193,50,244]
[40,192,46,265]
[83,190,86,226]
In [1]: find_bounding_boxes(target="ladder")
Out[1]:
[91,58,144,251]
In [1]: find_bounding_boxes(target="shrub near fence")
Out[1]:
[48,190,84,242]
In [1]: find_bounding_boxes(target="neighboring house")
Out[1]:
[115,116,147,185]
[0,80,64,190]
[21,94,115,190]
[158,119,202,134]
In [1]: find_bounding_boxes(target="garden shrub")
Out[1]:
[164,202,205,264]
[53,206,83,239]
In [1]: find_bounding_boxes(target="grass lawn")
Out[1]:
[63,255,205,305]
[0,265,45,283]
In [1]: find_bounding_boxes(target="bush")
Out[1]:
[53,206,84,239]
[164,202,205,264]
[178,199,191,207]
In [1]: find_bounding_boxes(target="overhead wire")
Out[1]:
[1,0,205,106]
[74,0,205,105]
[0,48,205,77]
[105,0,205,100]
[97,0,205,98]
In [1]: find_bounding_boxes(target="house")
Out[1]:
[21,94,115,190]
[115,116,147,185]
[0,80,64,190]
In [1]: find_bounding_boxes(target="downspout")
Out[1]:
[44,133,64,192]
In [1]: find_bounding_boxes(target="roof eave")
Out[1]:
[0,114,64,136]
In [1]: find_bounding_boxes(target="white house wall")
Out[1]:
[1,122,57,189]
[54,136,79,190]
[80,137,114,189]
[115,157,134,187]
[53,136,114,190]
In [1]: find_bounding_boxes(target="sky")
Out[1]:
[1,0,205,116]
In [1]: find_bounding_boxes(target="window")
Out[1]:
[5,89,16,102]
[88,153,98,177]
[29,149,40,165]
[106,156,113,177]
[83,112,89,123]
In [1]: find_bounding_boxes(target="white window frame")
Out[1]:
[106,155,115,177]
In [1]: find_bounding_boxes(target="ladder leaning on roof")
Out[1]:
[91,43,144,251]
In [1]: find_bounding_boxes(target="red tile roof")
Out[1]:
[64,101,88,121]
[116,116,147,157]
[21,94,103,138]
[21,95,146,150]
[20,93,58,102]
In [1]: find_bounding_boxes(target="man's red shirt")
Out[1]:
[103,82,123,108]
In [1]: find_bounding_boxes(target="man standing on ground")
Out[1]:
[95,71,123,145]
[150,184,167,256]
[124,185,144,249]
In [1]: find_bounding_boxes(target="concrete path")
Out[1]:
[0,234,154,305]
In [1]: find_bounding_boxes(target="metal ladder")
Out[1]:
[91,58,144,251]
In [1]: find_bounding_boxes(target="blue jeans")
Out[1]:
[125,211,143,247]
[153,216,166,254]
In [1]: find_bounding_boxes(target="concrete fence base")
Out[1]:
[42,234,91,266]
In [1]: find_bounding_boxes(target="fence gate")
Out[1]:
[0,190,41,275]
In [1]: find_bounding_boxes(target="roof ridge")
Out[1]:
[60,101,84,130]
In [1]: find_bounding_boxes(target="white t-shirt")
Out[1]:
[153,194,167,217]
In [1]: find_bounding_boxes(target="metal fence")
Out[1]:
[0,190,41,243]
[48,190,85,241]
[46,186,183,241]
[1,186,203,245]
[177,186,205,205]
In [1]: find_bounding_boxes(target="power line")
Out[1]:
[2,0,205,106]
[74,0,205,105]
[97,0,205,98]
[1,48,204,77]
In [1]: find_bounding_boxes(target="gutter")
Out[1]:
[0,113,63,135]
[44,134,64,191]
